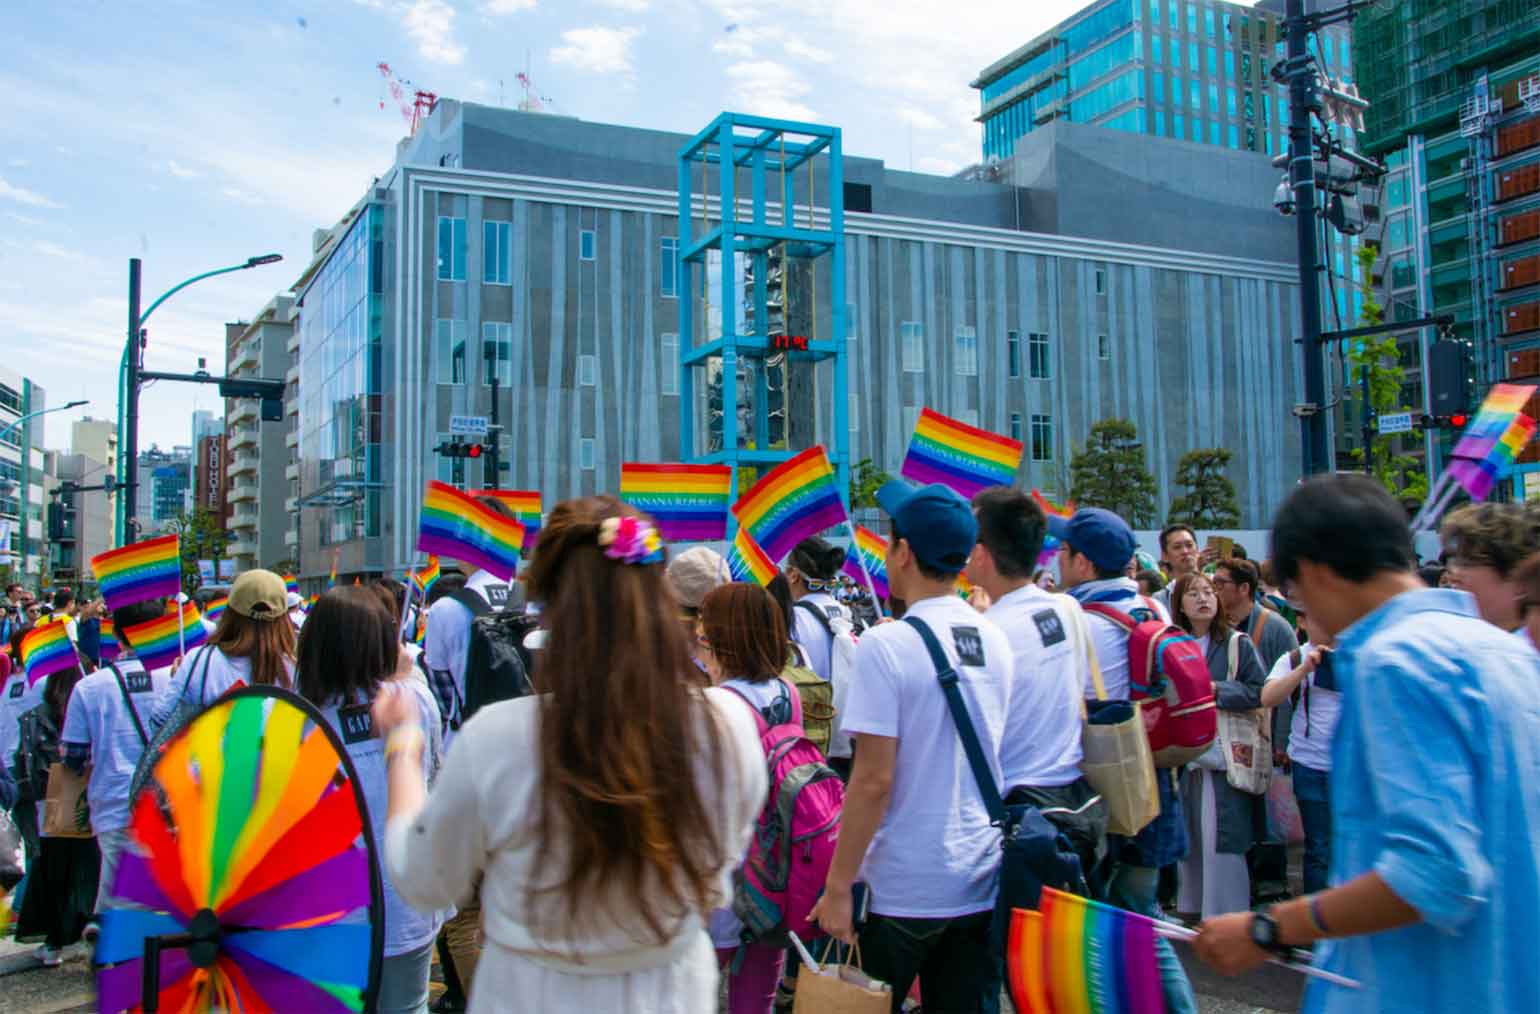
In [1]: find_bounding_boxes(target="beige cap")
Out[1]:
[666,547,731,609]
[229,569,288,621]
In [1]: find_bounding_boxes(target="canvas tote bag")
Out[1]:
[1067,600,1159,837]
[1217,632,1274,795]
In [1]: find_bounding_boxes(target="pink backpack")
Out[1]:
[1082,601,1217,767]
[724,678,844,944]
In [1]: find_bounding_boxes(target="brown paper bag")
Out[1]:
[792,943,891,1014]
[42,763,92,838]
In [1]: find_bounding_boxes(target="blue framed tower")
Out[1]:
[677,113,850,511]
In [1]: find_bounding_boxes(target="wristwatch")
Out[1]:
[1249,907,1289,954]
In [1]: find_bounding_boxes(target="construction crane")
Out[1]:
[515,69,553,112]
[377,61,438,135]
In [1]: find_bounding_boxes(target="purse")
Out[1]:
[1066,603,1159,837]
[1217,633,1273,795]
[42,762,92,838]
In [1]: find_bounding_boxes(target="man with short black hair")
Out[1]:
[1157,524,1201,609]
[1195,475,1540,1014]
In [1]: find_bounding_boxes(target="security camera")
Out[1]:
[1291,403,1319,418]
[1274,177,1295,216]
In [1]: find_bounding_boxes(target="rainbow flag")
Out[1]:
[1451,383,1535,460]
[841,525,889,602]
[1007,888,1164,1014]
[413,555,441,595]
[20,623,76,686]
[480,490,544,546]
[620,464,733,542]
[283,574,300,597]
[1450,413,1537,500]
[327,549,340,589]
[1032,489,1076,567]
[304,593,319,610]
[901,407,1023,498]
[91,534,182,612]
[417,480,526,580]
[99,618,121,663]
[955,572,974,598]
[726,525,777,586]
[203,596,228,625]
[732,447,848,565]
[121,603,208,672]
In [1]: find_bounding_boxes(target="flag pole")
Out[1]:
[1414,471,1464,533]
[176,597,187,664]
[400,556,422,642]
[1150,921,1361,989]
[1408,469,1454,531]
[842,519,886,618]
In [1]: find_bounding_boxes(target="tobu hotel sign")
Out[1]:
[198,436,225,511]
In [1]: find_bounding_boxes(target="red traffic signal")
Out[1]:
[1449,412,1469,429]
[466,443,483,458]
[434,440,490,458]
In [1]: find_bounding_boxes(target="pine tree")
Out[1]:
[1167,448,1242,528]
[1069,418,1159,527]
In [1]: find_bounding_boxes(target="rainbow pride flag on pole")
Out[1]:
[283,574,300,597]
[417,481,526,580]
[91,534,182,612]
[1445,383,1538,501]
[1032,489,1076,568]
[203,596,228,625]
[480,490,544,546]
[413,555,441,595]
[327,549,340,589]
[21,623,76,686]
[841,525,890,602]
[732,447,848,565]
[901,407,1023,498]
[98,618,121,663]
[726,525,777,586]
[121,604,208,672]
[1007,888,1164,1014]
[620,464,733,543]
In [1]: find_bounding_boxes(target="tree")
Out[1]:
[848,458,890,510]
[1167,448,1241,528]
[167,506,232,595]
[1069,418,1159,527]
[1349,243,1428,503]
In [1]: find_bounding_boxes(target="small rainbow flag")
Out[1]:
[1007,888,1164,1014]
[480,490,544,546]
[1450,414,1537,500]
[327,549,340,589]
[98,618,121,663]
[91,534,182,612]
[203,596,228,625]
[901,407,1023,498]
[20,623,76,686]
[121,603,208,673]
[417,480,526,580]
[620,464,733,543]
[727,525,777,586]
[304,593,319,610]
[413,555,441,595]
[283,574,300,597]
[955,572,974,598]
[732,447,848,565]
[1032,489,1076,568]
[841,525,889,602]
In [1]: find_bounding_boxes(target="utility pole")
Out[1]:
[1287,0,1329,477]
[124,259,143,544]
[487,375,501,490]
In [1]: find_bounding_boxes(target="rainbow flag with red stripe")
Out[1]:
[91,534,182,612]
[413,556,441,595]
[841,525,889,602]
[99,618,121,663]
[1447,383,1538,501]
[901,407,1023,498]
[1032,489,1076,568]
[620,464,733,543]
[20,623,76,685]
[417,481,526,580]
[203,596,228,625]
[121,603,208,672]
[479,490,544,546]
[1007,888,1164,1014]
[726,526,777,586]
[732,447,848,565]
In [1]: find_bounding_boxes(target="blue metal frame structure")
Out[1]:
[677,113,850,509]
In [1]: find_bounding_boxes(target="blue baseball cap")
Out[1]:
[876,479,977,574]
[1047,507,1136,573]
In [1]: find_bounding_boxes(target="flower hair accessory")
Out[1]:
[598,516,665,565]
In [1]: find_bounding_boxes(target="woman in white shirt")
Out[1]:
[371,497,766,1013]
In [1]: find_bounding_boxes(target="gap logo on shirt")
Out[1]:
[484,584,511,609]
[338,704,375,745]
[124,671,153,694]
[8,680,23,699]
[1032,610,1067,646]
[953,626,986,667]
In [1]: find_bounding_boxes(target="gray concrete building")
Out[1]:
[290,100,1303,579]
[47,451,113,592]
[224,295,294,571]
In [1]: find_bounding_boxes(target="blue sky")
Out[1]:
[1,0,1262,453]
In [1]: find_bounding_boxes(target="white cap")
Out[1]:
[286,591,304,610]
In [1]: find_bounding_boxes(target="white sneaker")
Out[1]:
[36,945,62,967]
[82,921,100,946]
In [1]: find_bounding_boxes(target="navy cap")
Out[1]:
[1047,507,1136,573]
[877,479,977,574]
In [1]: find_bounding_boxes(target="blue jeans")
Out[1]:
[1292,762,1332,896]
[1105,864,1200,1014]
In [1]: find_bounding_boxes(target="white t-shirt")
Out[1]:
[841,594,1013,918]
[1073,580,1170,701]
[149,643,296,732]
[59,657,171,833]
[1,669,43,772]
[1264,643,1342,772]
[986,585,1086,790]
[423,569,510,752]
[789,592,845,682]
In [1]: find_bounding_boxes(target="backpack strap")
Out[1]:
[721,683,773,737]
[793,600,834,638]
[1226,631,1242,682]
[110,664,150,749]
[1061,597,1108,703]
[448,587,493,617]
[903,616,1007,826]
[1081,602,1136,632]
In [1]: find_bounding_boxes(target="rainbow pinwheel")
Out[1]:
[95,686,382,1012]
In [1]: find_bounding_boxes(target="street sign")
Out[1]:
[1377,412,1414,435]
[449,414,489,436]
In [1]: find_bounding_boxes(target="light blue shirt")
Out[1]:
[1306,589,1540,1014]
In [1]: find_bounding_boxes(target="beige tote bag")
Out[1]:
[1068,601,1159,837]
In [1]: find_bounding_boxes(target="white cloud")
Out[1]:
[725,60,816,122]
[402,0,465,65]
[783,38,832,64]
[5,212,44,227]
[220,186,265,206]
[166,160,201,179]
[897,107,944,130]
[479,0,535,12]
[596,0,650,10]
[0,175,63,209]
[7,159,28,168]
[551,26,642,76]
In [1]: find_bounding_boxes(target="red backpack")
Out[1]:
[1082,601,1217,767]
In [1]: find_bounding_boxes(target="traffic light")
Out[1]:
[434,440,488,458]
[1417,413,1470,431]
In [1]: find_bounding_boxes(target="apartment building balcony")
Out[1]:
[227,539,259,559]
[285,428,299,449]
[285,462,300,481]
[229,400,258,425]
[230,342,260,372]
[286,330,301,354]
[228,479,259,503]
[231,449,259,475]
[285,363,301,385]
[284,528,299,548]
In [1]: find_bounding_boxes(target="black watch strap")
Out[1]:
[1249,908,1289,954]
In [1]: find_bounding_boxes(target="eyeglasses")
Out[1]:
[1209,577,1236,589]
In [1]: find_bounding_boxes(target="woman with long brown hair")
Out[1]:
[372,497,766,1011]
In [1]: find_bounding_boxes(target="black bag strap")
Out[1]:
[448,587,493,618]
[903,616,1007,826]
[793,599,833,637]
[110,663,150,748]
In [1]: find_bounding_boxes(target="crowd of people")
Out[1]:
[2,473,1538,1014]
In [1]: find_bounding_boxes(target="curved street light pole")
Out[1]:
[0,399,88,579]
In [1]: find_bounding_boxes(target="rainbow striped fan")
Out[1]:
[94,686,383,1013]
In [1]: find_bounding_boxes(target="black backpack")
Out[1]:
[449,587,536,728]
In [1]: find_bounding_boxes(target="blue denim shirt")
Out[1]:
[1306,589,1540,1014]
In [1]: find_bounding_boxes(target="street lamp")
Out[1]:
[0,399,89,450]
[0,399,88,576]
[117,254,285,544]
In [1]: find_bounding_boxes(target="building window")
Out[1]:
[1007,330,1021,378]
[1169,40,1180,69]
[1030,415,1054,462]
[903,404,921,440]
[437,216,466,281]
[1209,120,1221,144]
[1175,114,1185,138]
[1154,71,1165,104]
[1170,75,1181,104]
[579,229,596,262]
[1156,110,1166,135]
[1190,78,1200,110]
[850,394,860,433]
[1153,35,1164,65]
[660,237,678,298]
[1205,7,1215,37]
[1186,3,1196,33]
[1095,268,1107,295]
[1189,42,1198,69]
[901,321,924,372]
[577,353,597,387]
[1098,334,1111,360]
[483,221,511,285]
[661,333,679,395]
[579,438,595,471]
[1150,0,1159,24]
[1209,83,1219,113]
[961,409,980,428]
[482,322,512,386]
[435,319,468,385]
[955,326,978,376]
[1228,124,1239,148]
[1010,413,1023,443]
[1206,46,1216,74]
[1028,332,1051,379]
[1225,51,1235,78]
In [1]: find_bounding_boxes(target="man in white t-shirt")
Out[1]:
[784,536,855,681]
[812,479,1012,1010]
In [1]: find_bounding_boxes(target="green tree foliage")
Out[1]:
[1069,418,1159,527]
[848,458,891,510]
[1167,448,1242,528]
[167,507,232,595]
[1349,244,1428,502]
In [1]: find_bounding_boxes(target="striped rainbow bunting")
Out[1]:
[417,480,526,580]
[91,534,182,612]
[203,596,228,625]
[413,555,441,595]
[620,464,733,542]
[901,407,1023,498]
[841,525,890,602]
[480,490,544,546]
[726,525,777,586]
[20,622,76,686]
[98,618,121,663]
[121,603,208,673]
[731,447,848,565]
[1007,887,1164,1014]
